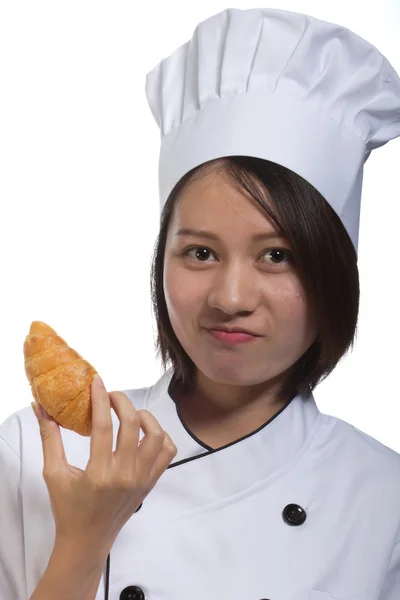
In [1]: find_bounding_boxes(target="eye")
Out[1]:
[182,246,293,266]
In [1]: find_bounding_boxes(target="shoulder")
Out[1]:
[333,414,400,467]
[322,412,400,495]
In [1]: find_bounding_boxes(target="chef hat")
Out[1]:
[145,7,400,254]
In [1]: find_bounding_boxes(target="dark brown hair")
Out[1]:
[150,156,359,403]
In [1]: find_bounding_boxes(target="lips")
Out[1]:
[207,329,258,344]
[208,327,261,336]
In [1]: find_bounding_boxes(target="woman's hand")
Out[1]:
[32,374,178,553]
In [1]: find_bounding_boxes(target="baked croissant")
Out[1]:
[24,321,98,436]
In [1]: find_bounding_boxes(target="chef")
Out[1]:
[1,7,400,600]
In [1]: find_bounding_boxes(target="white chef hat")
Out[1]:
[145,7,400,254]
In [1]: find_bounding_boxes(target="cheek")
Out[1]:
[264,280,311,327]
[262,276,305,305]
[280,289,317,345]
[164,265,202,320]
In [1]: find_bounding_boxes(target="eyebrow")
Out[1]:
[174,228,287,242]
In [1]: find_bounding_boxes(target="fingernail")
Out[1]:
[31,401,45,420]
[93,374,105,389]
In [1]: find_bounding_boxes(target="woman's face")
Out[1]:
[163,168,318,393]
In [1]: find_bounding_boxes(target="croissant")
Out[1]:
[24,321,98,436]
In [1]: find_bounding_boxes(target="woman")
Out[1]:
[1,7,400,600]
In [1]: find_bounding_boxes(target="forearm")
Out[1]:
[29,538,110,600]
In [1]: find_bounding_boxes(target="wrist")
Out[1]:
[53,535,112,567]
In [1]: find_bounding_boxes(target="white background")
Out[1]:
[1,1,399,450]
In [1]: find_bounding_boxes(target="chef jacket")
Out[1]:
[1,366,400,600]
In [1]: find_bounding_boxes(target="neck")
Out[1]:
[174,370,289,425]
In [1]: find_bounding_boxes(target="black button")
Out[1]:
[282,503,307,526]
[120,585,145,600]
[134,502,143,513]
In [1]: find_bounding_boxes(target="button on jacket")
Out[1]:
[1,367,400,600]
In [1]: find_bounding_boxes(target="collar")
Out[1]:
[143,368,324,502]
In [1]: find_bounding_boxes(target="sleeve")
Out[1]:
[379,539,400,600]
[0,435,28,600]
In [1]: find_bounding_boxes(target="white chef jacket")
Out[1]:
[1,366,400,600]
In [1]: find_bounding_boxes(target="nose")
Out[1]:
[206,263,261,314]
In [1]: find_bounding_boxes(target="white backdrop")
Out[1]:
[1,1,399,450]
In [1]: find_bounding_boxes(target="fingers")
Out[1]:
[105,392,177,487]
[130,409,169,480]
[109,391,141,469]
[34,376,177,492]
[145,429,178,488]
[88,382,177,490]
[32,402,68,477]
[88,377,114,472]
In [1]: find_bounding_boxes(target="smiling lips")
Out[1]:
[206,326,261,336]
[207,329,258,344]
